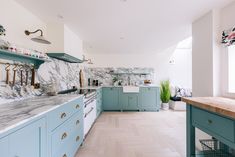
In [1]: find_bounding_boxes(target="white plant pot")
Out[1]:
[162,103,169,110]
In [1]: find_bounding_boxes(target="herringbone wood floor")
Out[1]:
[76,111,186,157]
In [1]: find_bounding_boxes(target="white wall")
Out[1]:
[47,22,65,52]
[64,25,83,59]
[192,1,235,98]
[220,1,235,98]
[0,0,47,52]
[87,46,192,88]
[192,11,214,97]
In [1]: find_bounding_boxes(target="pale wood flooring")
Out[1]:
[75,111,186,157]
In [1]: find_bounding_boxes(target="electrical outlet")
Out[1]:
[169,59,175,65]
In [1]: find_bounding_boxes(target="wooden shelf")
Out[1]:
[0,49,50,69]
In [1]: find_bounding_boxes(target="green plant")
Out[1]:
[160,80,171,103]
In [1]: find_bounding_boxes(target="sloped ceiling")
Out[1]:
[15,0,233,54]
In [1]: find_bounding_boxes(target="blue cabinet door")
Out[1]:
[140,87,160,111]
[0,137,9,157]
[9,118,46,157]
[119,93,139,111]
[102,87,120,111]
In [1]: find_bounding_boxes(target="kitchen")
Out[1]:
[1,0,235,157]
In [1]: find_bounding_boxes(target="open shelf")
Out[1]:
[47,53,83,63]
[0,49,50,69]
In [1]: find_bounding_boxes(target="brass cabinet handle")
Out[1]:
[61,132,68,140]
[208,119,213,124]
[63,154,67,157]
[76,104,80,109]
[76,136,80,142]
[76,120,80,125]
[61,112,67,119]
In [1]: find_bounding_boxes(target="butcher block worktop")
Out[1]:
[182,97,235,119]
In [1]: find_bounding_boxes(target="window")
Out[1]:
[228,45,235,93]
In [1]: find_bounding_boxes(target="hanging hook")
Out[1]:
[13,64,18,71]
[19,64,24,71]
[5,63,10,71]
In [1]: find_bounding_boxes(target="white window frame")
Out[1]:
[227,45,235,94]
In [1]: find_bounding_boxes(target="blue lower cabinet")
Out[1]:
[102,87,121,111]
[9,118,46,157]
[139,87,160,111]
[51,111,83,157]
[119,93,139,111]
[0,137,9,157]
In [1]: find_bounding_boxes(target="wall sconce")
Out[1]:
[82,55,93,64]
[25,29,51,44]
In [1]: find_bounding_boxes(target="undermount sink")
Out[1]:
[123,86,140,93]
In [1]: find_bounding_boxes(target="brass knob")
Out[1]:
[61,112,67,119]
[76,136,80,142]
[76,104,80,109]
[63,154,67,157]
[208,119,213,124]
[61,132,68,140]
[76,120,80,125]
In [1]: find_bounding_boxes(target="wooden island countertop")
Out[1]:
[182,97,235,119]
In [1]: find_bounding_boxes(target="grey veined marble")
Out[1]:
[0,58,82,99]
[0,94,82,133]
[38,58,81,91]
[83,67,154,86]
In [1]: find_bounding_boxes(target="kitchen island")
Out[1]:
[182,97,235,157]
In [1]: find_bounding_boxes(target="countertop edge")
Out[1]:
[182,97,235,120]
[0,94,83,136]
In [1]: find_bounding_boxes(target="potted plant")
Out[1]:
[160,80,171,110]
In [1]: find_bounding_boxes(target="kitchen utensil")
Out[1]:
[12,64,18,86]
[5,63,10,84]
[31,66,35,86]
[88,78,91,86]
[25,69,28,85]
[19,65,24,86]
[95,80,99,86]
[79,69,85,88]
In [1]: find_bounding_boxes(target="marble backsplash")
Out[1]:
[37,59,81,91]
[83,67,154,86]
[0,57,154,100]
[0,58,82,99]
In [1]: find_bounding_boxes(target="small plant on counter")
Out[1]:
[160,80,171,110]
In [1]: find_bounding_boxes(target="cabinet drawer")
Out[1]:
[54,127,83,157]
[71,127,84,155]
[192,107,235,142]
[48,97,83,131]
[51,111,83,156]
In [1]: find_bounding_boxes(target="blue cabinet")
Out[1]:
[119,93,139,111]
[9,118,46,157]
[0,137,9,157]
[47,96,84,157]
[102,87,121,111]
[139,87,160,111]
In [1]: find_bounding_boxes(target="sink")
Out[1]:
[123,86,140,93]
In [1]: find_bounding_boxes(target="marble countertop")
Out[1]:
[182,97,235,119]
[0,94,83,134]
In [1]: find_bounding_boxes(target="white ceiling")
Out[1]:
[15,0,233,54]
